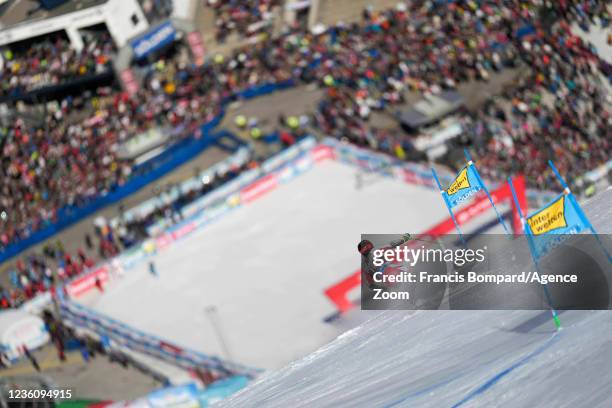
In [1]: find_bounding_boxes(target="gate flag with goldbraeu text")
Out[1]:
[444,164,482,208]
[431,149,511,241]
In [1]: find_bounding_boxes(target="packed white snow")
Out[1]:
[77,160,450,369]
[218,188,612,408]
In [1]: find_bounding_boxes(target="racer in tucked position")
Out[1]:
[358,234,413,291]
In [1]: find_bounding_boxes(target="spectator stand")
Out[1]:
[0,0,149,100]
[0,67,298,263]
[0,124,226,264]
[0,23,119,101]
[204,0,282,44]
[0,0,149,50]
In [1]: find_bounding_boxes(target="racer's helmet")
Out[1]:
[357,239,374,255]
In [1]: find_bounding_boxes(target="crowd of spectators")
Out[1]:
[0,27,306,250]
[0,240,94,309]
[310,1,610,190]
[465,20,610,190]
[204,0,280,43]
[0,1,610,256]
[0,31,115,98]
[0,46,223,251]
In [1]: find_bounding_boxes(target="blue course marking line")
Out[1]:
[383,373,460,408]
[451,332,562,408]
[382,332,561,408]
[382,341,530,407]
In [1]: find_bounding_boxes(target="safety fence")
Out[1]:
[58,299,260,379]
[114,146,252,226]
[325,138,558,209]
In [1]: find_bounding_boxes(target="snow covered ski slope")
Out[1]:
[77,159,449,369]
[219,188,612,408]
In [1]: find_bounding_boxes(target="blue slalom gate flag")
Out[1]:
[507,161,610,332]
[510,160,611,263]
[524,192,590,260]
[431,149,511,241]
[443,163,483,208]
[526,192,589,236]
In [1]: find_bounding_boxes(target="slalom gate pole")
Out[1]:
[508,177,561,331]
[465,149,511,236]
[410,236,439,244]
[431,168,466,245]
[548,161,612,264]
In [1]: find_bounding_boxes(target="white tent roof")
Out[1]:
[0,309,49,359]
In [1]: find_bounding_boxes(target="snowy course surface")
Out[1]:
[78,160,448,369]
[219,188,612,408]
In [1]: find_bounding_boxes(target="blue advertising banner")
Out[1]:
[197,376,250,407]
[147,383,200,408]
[131,21,177,60]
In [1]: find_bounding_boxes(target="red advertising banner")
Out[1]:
[310,145,335,162]
[155,233,173,251]
[240,174,278,203]
[66,266,109,297]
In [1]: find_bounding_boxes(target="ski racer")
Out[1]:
[358,234,412,290]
